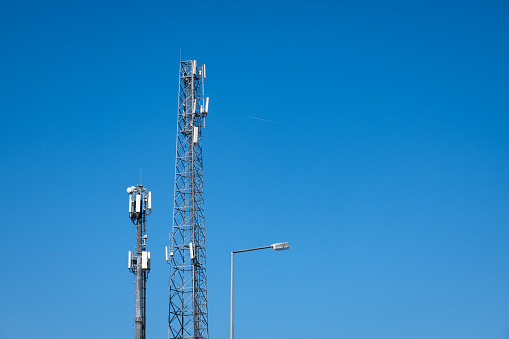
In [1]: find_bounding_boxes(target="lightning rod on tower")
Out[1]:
[127,184,152,339]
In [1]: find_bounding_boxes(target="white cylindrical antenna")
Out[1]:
[136,194,141,212]
[193,126,199,144]
[128,251,132,269]
[205,97,209,113]
[202,64,206,79]
[148,191,152,210]
[165,246,169,261]
[189,242,195,260]
[192,99,196,113]
[200,105,204,114]
[192,61,197,75]
[129,195,132,213]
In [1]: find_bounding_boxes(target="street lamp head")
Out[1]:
[271,242,289,251]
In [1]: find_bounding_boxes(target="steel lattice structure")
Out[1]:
[167,60,209,339]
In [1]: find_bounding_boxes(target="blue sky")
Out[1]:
[1,0,509,338]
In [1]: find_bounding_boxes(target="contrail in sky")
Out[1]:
[246,115,284,125]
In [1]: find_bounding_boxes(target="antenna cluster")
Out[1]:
[128,185,152,217]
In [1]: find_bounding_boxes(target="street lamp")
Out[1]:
[230,242,290,339]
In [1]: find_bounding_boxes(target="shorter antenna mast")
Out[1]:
[126,184,152,339]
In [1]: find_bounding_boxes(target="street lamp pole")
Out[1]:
[230,242,289,339]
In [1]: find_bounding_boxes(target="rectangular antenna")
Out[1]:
[136,194,141,212]
[142,251,149,269]
[189,242,195,260]
[193,127,198,143]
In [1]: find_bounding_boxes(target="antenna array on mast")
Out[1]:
[127,185,152,339]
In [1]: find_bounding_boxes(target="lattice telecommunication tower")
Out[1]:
[166,60,210,339]
[127,185,152,339]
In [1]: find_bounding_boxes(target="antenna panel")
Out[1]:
[193,126,199,143]
[136,194,141,212]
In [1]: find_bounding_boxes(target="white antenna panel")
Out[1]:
[205,97,209,113]
[203,64,206,78]
[192,61,197,75]
[193,126,198,143]
[136,194,141,212]
[189,242,195,259]
[192,99,196,113]
[142,251,150,269]
[148,191,151,210]
[129,195,132,213]
[128,251,132,269]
